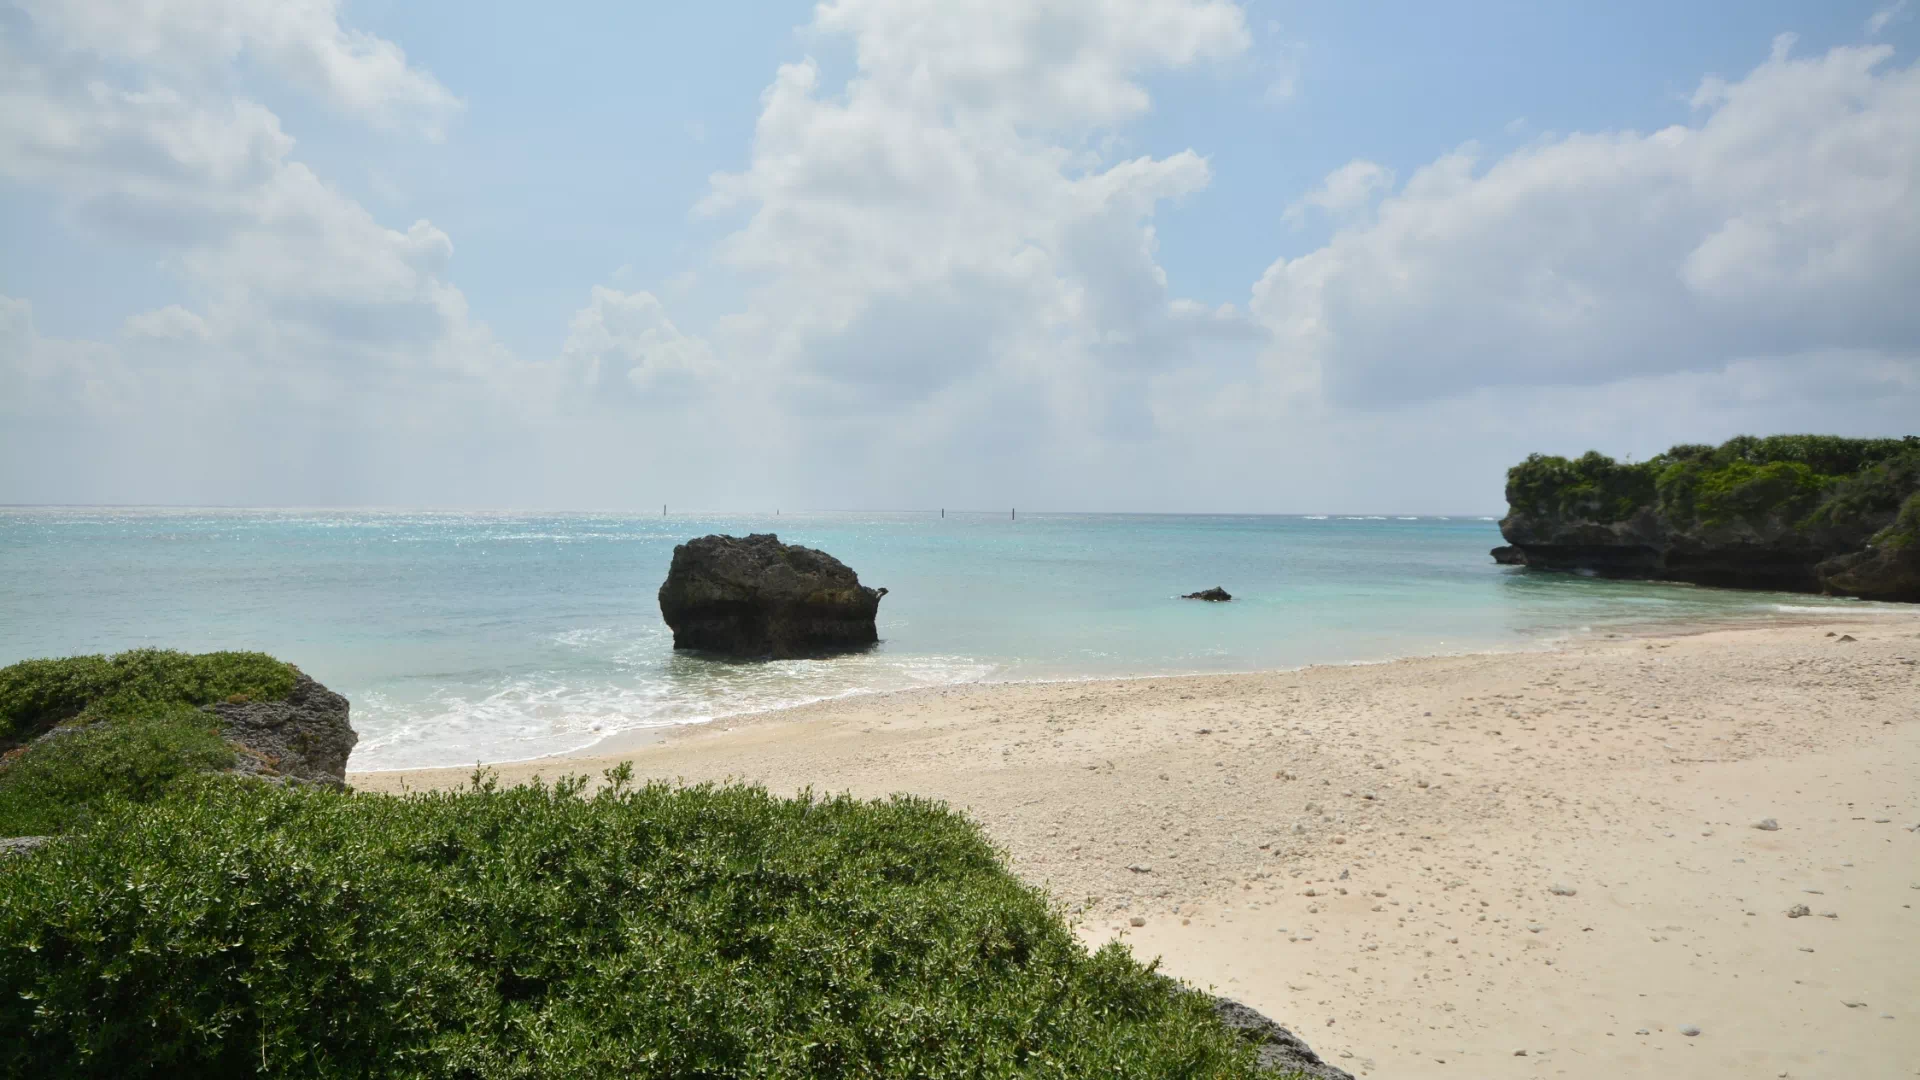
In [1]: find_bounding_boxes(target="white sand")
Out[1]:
[351,620,1920,1078]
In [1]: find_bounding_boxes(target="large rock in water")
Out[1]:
[658,534,887,659]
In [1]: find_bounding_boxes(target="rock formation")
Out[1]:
[1815,543,1920,603]
[1204,994,1354,1080]
[1492,436,1920,602]
[1183,586,1233,601]
[210,670,357,786]
[658,534,887,659]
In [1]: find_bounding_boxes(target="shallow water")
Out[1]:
[2,508,1908,769]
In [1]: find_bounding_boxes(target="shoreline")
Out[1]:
[350,617,1920,1079]
[348,602,1917,775]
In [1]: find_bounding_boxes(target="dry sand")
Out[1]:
[351,619,1920,1079]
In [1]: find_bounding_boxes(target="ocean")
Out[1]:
[2,508,1907,771]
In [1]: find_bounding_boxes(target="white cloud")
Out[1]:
[1262,40,1305,105]
[696,0,1253,472]
[559,287,718,395]
[3,5,1917,511]
[1254,40,1920,406]
[1867,0,1908,35]
[807,0,1247,131]
[0,0,528,454]
[123,305,210,341]
[1282,159,1393,226]
[16,0,461,136]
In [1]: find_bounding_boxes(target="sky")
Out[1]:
[2,0,1917,513]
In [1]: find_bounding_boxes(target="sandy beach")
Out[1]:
[351,620,1920,1079]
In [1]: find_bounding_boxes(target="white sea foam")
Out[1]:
[1771,603,1918,615]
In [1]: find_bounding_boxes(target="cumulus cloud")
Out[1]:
[1282,159,1393,226]
[697,0,1253,473]
[0,1,521,425]
[15,0,461,136]
[559,287,718,396]
[2,3,1916,511]
[1867,1,1908,35]
[1253,38,1920,406]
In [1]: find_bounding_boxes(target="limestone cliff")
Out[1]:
[1493,435,1919,602]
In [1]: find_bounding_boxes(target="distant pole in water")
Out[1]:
[662,504,666,517]
[941,508,945,518]
[1011,507,1016,521]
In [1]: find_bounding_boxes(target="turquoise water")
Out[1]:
[2,508,1908,770]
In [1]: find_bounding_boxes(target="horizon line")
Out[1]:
[0,503,1507,519]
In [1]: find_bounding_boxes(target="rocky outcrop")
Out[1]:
[208,671,357,786]
[1183,587,1233,601]
[1493,439,1920,602]
[1496,505,1918,599]
[1815,543,1920,603]
[1204,995,1353,1079]
[0,836,51,859]
[658,534,887,659]
[1494,504,1837,591]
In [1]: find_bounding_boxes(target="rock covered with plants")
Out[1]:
[0,648,354,839]
[1494,434,1920,601]
[658,533,888,659]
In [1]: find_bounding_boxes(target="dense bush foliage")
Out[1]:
[1507,434,1920,532]
[0,649,295,746]
[1504,450,1658,524]
[0,773,1289,1079]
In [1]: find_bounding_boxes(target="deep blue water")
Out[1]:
[1,508,1906,769]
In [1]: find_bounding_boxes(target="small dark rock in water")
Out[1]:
[659,534,886,660]
[1183,587,1233,602]
[1205,994,1355,1079]
[1490,545,1526,565]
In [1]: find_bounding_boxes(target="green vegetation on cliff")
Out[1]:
[1506,434,1920,533]
[1872,491,1920,551]
[1,771,1291,1079]
[0,649,296,745]
[0,650,295,837]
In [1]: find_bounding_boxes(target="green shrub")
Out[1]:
[1509,435,1920,536]
[1505,450,1657,523]
[1689,460,1835,527]
[1872,491,1920,551]
[1804,447,1920,533]
[0,649,296,746]
[0,773,1290,1079]
[0,709,236,837]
